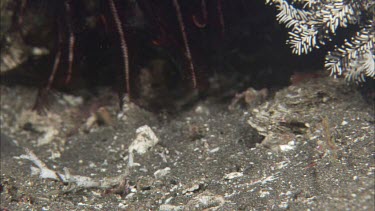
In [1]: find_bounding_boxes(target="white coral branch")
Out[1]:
[20,148,129,190]
[20,149,59,180]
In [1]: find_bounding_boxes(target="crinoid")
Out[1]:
[3,0,237,111]
[9,0,371,111]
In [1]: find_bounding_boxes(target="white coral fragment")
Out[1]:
[19,149,129,190]
[129,125,159,155]
[128,125,159,167]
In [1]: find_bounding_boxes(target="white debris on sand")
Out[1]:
[185,192,226,210]
[154,167,171,179]
[17,110,62,146]
[279,141,296,152]
[37,128,59,146]
[128,125,159,167]
[129,125,159,155]
[223,172,243,180]
[19,149,129,190]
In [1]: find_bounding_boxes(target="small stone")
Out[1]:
[209,147,220,153]
[259,190,270,198]
[37,127,58,146]
[194,105,209,115]
[341,120,348,126]
[278,201,289,209]
[96,107,113,126]
[223,172,243,180]
[288,140,295,146]
[164,197,173,204]
[129,125,159,155]
[185,192,225,210]
[154,167,171,179]
[118,203,127,209]
[279,144,295,152]
[159,204,184,211]
[31,47,49,56]
[128,125,159,166]
[125,192,135,200]
[62,94,83,107]
[137,176,154,191]
[182,184,201,195]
